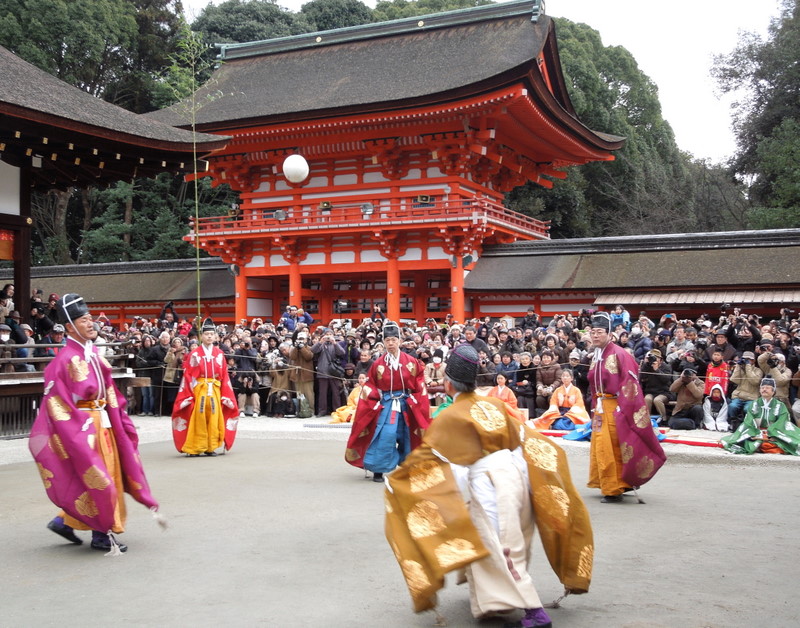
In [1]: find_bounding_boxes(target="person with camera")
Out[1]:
[705,327,737,365]
[29,300,55,343]
[665,325,694,365]
[728,351,763,431]
[312,328,346,417]
[265,341,295,417]
[757,349,792,414]
[162,336,187,415]
[290,329,315,416]
[667,368,705,429]
[345,321,430,482]
[475,348,497,386]
[233,336,260,417]
[423,348,447,406]
[639,350,674,425]
[721,377,800,455]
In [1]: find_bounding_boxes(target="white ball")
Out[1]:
[282,154,309,183]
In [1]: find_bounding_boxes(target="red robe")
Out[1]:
[345,350,430,468]
[171,344,239,452]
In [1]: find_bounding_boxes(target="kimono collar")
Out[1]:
[67,335,94,362]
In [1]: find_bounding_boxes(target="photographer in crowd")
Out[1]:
[757,348,792,414]
[668,368,705,429]
[639,349,674,424]
[290,328,315,416]
[728,351,764,431]
[311,328,346,417]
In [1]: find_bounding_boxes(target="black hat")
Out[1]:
[57,293,90,325]
[201,317,216,332]
[383,321,401,338]
[760,377,776,389]
[445,344,479,385]
[591,311,612,331]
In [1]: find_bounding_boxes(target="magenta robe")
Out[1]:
[28,338,158,532]
[588,342,666,487]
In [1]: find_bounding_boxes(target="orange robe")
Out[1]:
[533,384,590,430]
[486,384,525,422]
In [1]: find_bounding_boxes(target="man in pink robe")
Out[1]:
[588,312,666,503]
[29,294,160,553]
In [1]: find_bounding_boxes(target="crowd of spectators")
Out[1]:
[3,286,799,428]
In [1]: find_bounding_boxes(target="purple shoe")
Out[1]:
[521,607,552,628]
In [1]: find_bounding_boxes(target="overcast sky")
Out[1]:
[181,0,781,163]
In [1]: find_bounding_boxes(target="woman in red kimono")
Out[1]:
[171,317,239,456]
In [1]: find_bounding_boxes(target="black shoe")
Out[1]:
[187,453,200,457]
[204,451,218,457]
[91,539,128,553]
[600,494,624,503]
[47,519,83,545]
[372,472,384,483]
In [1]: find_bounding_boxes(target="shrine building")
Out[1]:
[148,0,623,325]
[0,45,227,302]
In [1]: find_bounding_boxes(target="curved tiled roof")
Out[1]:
[0,45,226,151]
[146,0,619,152]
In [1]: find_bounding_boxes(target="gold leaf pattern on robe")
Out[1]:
[68,355,89,382]
[406,360,417,377]
[621,380,638,401]
[540,484,570,519]
[577,544,594,579]
[87,434,96,449]
[75,492,99,518]
[360,384,372,401]
[604,354,618,374]
[49,434,69,459]
[409,460,446,493]
[385,496,394,514]
[524,438,558,472]
[434,538,479,570]
[358,429,369,438]
[37,463,54,489]
[407,500,446,539]
[107,387,118,409]
[344,448,361,462]
[377,365,385,380]
[47,395,72,421]
[470,400,506,432]
[633,405,649,428]
[100,356,113,369]
[83,465,111,490]
[620,441,634,464]
[636,456,655,479]
[400,560,431,597]
[127,476,142,492]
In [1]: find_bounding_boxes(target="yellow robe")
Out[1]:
[329,384,362,423]
[385,392,594,613]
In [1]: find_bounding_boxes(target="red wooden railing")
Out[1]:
[188,198,550,239]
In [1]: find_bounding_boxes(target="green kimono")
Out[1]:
[721,397,800,455]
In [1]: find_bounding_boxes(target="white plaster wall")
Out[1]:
[0,161,20,216]
[331,250,356,264]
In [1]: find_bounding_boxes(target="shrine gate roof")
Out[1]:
[147,0,622,152]
[0,45,228,187]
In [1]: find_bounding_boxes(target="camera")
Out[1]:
[681,369,695,379]
[766,355,779,368]
[645,354,657,364]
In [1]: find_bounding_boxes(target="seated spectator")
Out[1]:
[728,351,763,431]
[0,323,13,373]
[424,349,447,406]
[486,371,525,423]
[512,351,537,412]
[639,349,674,424]
[705,328,737,364]
[532,369,590,430]
[721,378,800,455]
[461,325,489,355]
[495,350,518,385]
[475,349,496,387]
[668,368,705,430]
[792,368,800,427]
[629,325,653,363]
[329,373,367,424]
[702,384,729,431]
[704,349,730,397]
[535,350,562,413]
